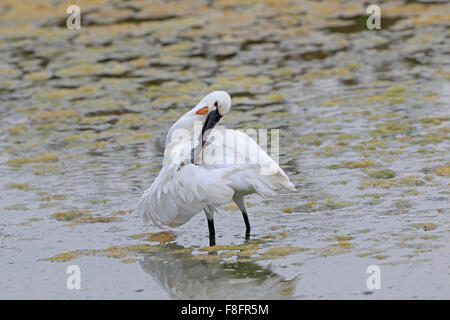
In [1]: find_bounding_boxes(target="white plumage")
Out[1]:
[139,91,295,235]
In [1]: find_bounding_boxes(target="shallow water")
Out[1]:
[0,0,449,299]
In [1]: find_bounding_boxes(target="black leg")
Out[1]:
[233,195,251,239]
[242,210,251,238]
[207,218,216,246]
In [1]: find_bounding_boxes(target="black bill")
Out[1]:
[191,109,222,163]
[200,109,222,147]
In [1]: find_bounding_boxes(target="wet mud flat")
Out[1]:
[0,0,449,298]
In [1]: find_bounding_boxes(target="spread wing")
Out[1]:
[139,128,296,228]
[199,128,296,197]
[139,140,239,228]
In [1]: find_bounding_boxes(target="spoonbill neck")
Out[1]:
[165,111,202,147]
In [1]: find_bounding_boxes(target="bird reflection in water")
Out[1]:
[139,244,299,299]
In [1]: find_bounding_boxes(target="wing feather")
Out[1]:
[139,127,295,228]
[139,140,239,228]
[199,128,296,197]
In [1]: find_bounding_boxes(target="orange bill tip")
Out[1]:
[196,106,209,115]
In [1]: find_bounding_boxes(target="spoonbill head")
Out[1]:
[140,90,296,246]
[165,91,231,148]
[194,90,232,117]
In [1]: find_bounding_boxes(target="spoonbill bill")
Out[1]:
[139,91,295,245]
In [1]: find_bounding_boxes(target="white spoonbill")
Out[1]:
[139,91,296,245]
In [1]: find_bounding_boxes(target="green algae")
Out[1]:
[371,121,415,137]
[282,207,294,213]
[337,134,360,140]
[50,210,91,222]
[321,200,354,210]
[403,190,419,196]
[38,194,67,201]
[435,166,450,177]
[18,217,43,226]
[111,209,133,216]
[31,109,81,124]
[291,201,319,213]
[71,216,119,224]
[263,232,289,240]
[288,199,354,213]
[336,235,355,242]
[121,258,138,264]
[42,251,83,262]
[329,159,376,169]
[102,245,161,257]
[5,153,59,168]
[129,231,177,243]
[298,135,322,146]
[411,223,438,231]
[7,125,28,135]
[42,244,161,263]
[396,176,425,187]
[32,163,61,176]
[261,246,309,257]
[6,183,31,190]
[5,204,29,211]
[368,169,396,179]
[320,241,354,256]
[359,179,394,190]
